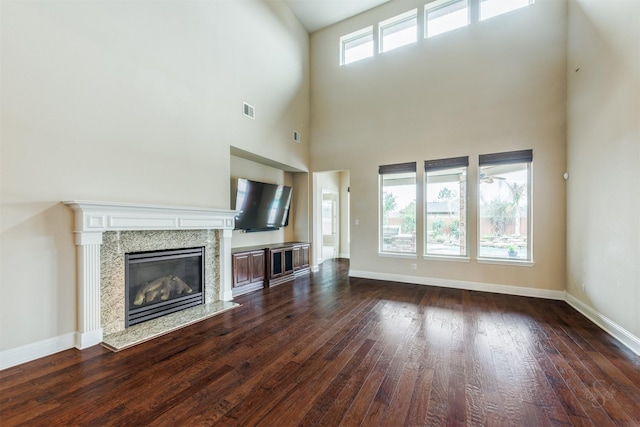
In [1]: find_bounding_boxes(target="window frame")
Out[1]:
[340,26,374,66]
[338,0,536,65]
[379,162,417,256]
[424,156,469,259]
[479,0,535,22]
[378,9,418,54]
[424,0,470,39]
[477,149,533,263]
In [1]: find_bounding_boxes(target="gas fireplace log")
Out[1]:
[133,275,193,306]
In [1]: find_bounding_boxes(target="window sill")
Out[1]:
[476,258,535,267]
[423,255,470,263]
[378,252,418,259]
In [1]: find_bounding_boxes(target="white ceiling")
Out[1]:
[284,0,391,33]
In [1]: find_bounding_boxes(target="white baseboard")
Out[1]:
[0,332,76,370]
[349,269,566,300]
[565,293,640,356]
[75,328,104,350]
[339,253,351,259]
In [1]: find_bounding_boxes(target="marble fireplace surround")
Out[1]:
[65,201,238,350]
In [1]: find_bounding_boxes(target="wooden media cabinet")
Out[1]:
[231,242,310,297]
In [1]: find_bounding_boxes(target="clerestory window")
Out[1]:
[379,10,418,53]
[340,26,374,65]
[425,0,469,38]
[480,0,535,21]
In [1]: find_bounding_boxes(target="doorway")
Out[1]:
[322,189,339,260]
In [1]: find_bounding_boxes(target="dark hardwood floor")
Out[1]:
[2,259,639,426]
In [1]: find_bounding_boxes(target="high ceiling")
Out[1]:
[283,0,391,33]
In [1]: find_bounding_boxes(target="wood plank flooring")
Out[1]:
[2,259,639,426]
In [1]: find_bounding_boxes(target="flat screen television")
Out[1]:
[233,178,292,231]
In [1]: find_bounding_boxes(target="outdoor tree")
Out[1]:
[484,199,511,236]
[401,201,416,234]
[383,192,397,225]
[437,187,454,201]
[504,182,526,235]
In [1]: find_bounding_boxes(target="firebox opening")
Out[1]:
[125,247,205,327]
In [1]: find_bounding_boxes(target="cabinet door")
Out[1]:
[301,245,310,268]
[250,250,265,282]
[284,248,294,274]
[232,252,251,287]
[270,248,284,278]
[293,247,301,271]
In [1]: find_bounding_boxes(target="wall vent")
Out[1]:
[293,131,301,143]
[243,102,255,119]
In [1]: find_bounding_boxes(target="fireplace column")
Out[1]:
[220,229,233,301]
[75,231,104,349]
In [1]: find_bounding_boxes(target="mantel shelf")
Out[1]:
[64,200,237,233]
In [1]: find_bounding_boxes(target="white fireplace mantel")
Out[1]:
[64,201,237,349]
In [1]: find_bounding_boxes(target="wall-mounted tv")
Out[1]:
[233,178,292,232]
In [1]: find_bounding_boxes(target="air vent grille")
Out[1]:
[243,102,255,119]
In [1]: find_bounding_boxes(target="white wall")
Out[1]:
[0,0,309,353]
[339,171,351,258]
[310,0,567,292]
[291,172,311,245]
[566,0,640,340]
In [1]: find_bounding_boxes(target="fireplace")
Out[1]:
[125,247,204,327]
[65,200,237,349]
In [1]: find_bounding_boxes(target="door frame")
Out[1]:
[321,188,339,261]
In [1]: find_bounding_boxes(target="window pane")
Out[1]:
[426,0,469,38]
[381,172,416,253]
[480,0,533,21]
[341,27,374,65]
[380,10,417,53]
[425,167,467,256]
[478,162,530,260]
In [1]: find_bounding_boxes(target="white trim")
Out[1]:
[64,200,236,233]
[424,255,471,263]
[565,293,640,356]
[76,329,104,350]
[425,0,461,12]
[378,252,418,259]
[349,269,565,300]
[379,8,418,28]
[0,333,76,370]
[219,229,234,302]
[476,258,535,267]
[339,253,351,259]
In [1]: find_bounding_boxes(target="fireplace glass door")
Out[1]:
[125,247,204,327]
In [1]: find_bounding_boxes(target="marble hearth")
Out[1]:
[65,201,238,350]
